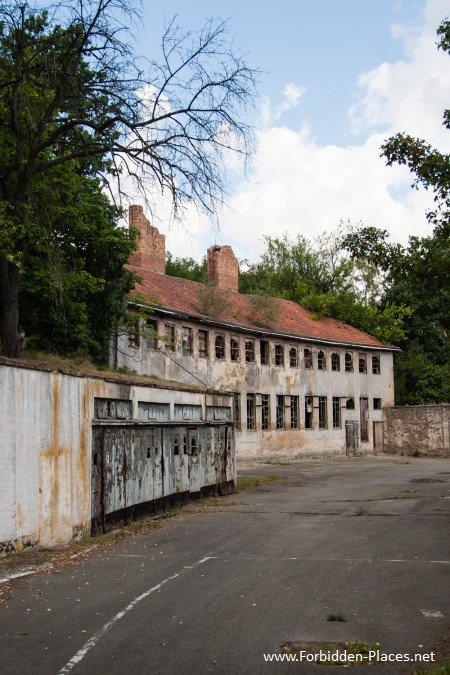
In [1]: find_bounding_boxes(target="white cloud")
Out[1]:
[258,83,306,127]
[215,0,450,261]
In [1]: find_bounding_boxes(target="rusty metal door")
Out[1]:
[373,421,384,453]
[345,421,359,455]
[162,428,174,500]
[188,428,201,494]
[360,398,369,442]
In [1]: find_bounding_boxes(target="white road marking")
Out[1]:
[58,556,214,674]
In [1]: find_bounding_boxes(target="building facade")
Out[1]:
[114,206,396,459]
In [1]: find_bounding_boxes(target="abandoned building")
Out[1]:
[114,205,397,459]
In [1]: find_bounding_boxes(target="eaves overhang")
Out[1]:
[130,300,400,353]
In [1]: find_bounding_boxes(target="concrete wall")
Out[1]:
[116,316,395,459]
[0,362,233,551]
[384,404,450,457]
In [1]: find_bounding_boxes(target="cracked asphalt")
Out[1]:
[0,455,449,674]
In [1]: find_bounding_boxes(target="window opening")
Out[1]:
[305,396,313,428]
[146,319,158,350]
[359,354,367,373]
[345,352,353,372]
[289,347,298,367]
[260,340,270,365]
[164,323,175,352]
[276,395,285,429]
[318,350,326,370]
[181,326,192,355]
[373,398,382,410]
[230,336,240,361]
[198,330,208,358]
[372,355,381,374]
[332,397,341,428]
[304,348,313,369]
[245,340,255,363]
[261,394,270,430]
[215,334,225,359]
[291,396,299,429]
[319,396,328,429]
[331,353,340,371]
[246,394,256,430]
[275,344,284,366]
[346,397,355,410]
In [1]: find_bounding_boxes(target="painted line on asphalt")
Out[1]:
[58,556,216,674]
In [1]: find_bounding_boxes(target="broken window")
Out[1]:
[289,347,298,367]
[275,344,284,366]
[261,394,270,430]
[318,350,326,370]
[245,339,255,363]
[246,394,256,430]
[304,348,313,369]
[128,320,140,348]
[198,330,209,358]
[332,397,341,428]
[260,340,270,365]
[146,319,158,350]
[164,323,175,352]
[174,435,180,456]
[230,336,240,361]
[373,397,382,410]
[291,395,299,429]
[305,396,313,429]
[215,334,225,359]
[234,393,240,430]
[181,326,193,355]
[345,352,353,372]
[276,395,285,429]
[372,355,381,374]
[319,396,328,429]
[331,352,340,371]
[359,354,367,373]
[346,397,355,410]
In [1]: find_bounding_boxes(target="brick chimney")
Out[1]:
[128,205,166,274]
[207,245,239,292]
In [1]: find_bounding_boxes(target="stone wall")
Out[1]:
[383,404,450,457]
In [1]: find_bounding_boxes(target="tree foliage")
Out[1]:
[376,18,450,404]
[0,0,258,357]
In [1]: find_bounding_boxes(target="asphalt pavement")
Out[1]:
[0,455,449,674]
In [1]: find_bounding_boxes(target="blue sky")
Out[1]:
[131,0,450,261]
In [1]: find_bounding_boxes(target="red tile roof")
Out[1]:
[129,266,391,349]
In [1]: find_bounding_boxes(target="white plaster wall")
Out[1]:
[0,363,231,550]
[116,317,395,459]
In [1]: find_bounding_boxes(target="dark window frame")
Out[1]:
[289,347,298,368]
[331,352,340,371]
[291,395,299,429]
[332,397,341,428]
[318,350,326,370]
[276,395,285,429]
[261,394,270,430]
[246,394,256,430]
[198,329,209,358]
[304,348,313,369]
[319,396,328,429]
[230,336,240,362]
[245,339,255,363]
[215,334,225,359]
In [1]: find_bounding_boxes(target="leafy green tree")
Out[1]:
[166,253,206,283]
[0,0,258,357]
[377,18,450,403]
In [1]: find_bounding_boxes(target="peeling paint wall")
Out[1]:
[0,362,234,551]
[116,319,394,459]
[384,405,450,457]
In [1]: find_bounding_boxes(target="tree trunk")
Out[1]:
[0,256,22,358]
